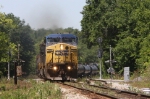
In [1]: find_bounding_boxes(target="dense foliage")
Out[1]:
[81,0,150,75]
[0,13,17,76]
[0,13,35,77]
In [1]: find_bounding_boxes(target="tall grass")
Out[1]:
[0,78,62,99]
[129,67,150,88]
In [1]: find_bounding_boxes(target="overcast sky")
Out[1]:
[0,0,86,30]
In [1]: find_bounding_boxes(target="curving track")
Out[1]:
[58,80,150,99]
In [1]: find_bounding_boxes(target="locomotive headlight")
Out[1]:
[60,44,63,50]
[53,66,57,71]
[67,66,71,70]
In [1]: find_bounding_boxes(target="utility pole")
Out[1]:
[14,60,17,85]
[97,37,103,79]
[110,45,112,79]
[13,44,25,85]
[18,44,20,61]
[105,45,116,80]
[14,44,20,85]
[7,50,10,80]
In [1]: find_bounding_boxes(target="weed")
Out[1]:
[0,78,62,99]
[0,85,5,91]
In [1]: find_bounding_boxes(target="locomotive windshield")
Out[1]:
[62,37,77,45]
[46,38,60,45]
[62,38,75,43]
[47,38,60,43]
[46,34,78,45]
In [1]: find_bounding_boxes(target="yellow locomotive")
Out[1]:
[36,33,78,80]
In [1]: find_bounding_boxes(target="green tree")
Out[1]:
[81,0,118,76]
[81,0,117,48]
[81,0,150,75]
[113,0,150,73]
[0,13,16,61]
[0,13,16,76]
[6,13,35,75]
[136,34,150,74]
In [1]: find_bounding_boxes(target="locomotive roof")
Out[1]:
[46,33,76,38]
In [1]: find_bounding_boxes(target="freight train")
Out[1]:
[78,64,99,77]
[36,33,99,81]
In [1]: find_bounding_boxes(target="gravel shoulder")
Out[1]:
[60,85,89,99]
[58,84,110,99]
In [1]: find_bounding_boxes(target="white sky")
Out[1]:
[0,0,86,30]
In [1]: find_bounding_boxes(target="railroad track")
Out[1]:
[59,80,150,99]
[90,84,150,99]
[58,82,118,99]
[89,79,150,99]
[36,77,150,99]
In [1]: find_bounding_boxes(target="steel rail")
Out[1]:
[90,84,150,99]
[58,82,118,99]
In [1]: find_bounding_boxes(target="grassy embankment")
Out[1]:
[0,77,62,99]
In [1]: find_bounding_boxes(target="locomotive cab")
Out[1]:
[37,33,78,80]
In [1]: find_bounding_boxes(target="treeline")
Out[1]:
[81,0,150,76]
[0,12,99,77]
[0,13,35,77]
